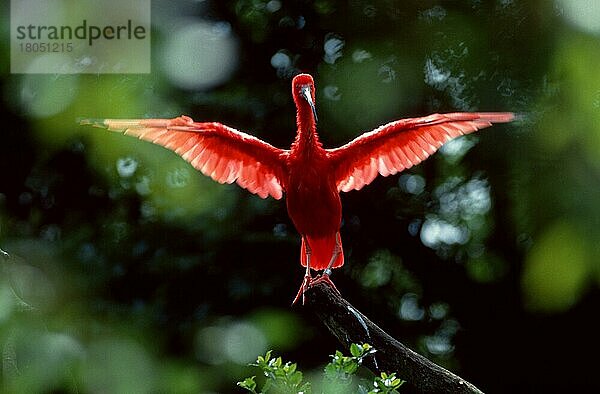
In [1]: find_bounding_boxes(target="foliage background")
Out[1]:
[1,0,599,392]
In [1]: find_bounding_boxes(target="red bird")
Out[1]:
[82,73,513,304]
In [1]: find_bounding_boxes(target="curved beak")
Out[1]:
[300,85,318,124]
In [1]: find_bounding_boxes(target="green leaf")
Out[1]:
[343,363,359,375]
[373,372,405,393]
[255,350,273,368]
[289,370,303,386]
[361,343,374,353]
[240,344,403,394]
[237,376,257,393]
[286,362,297,374]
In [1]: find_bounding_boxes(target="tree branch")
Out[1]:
[303,282,484,394]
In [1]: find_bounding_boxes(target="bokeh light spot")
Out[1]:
[19,72,79,118]
[557,0,600,34]
[420,218,469,248]
[271,51,291,69]
[522,221,590,312]
[223,322,267,364]
[116,157,138,178]
[399,293,425,321]
[323,34,344,64]
[161,20,238,90]
[399,174,425,195]
[195,321,267,365]
[82,339,157,393]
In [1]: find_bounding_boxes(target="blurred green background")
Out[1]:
[1,0,599,392]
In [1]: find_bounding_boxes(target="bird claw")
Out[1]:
[292,274,312,306]
[292,272,341,305]
[311,273,341,295]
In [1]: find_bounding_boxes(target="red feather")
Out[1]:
[86,116,288,200]
[328,112,514,192]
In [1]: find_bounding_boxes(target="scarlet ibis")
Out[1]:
[81,73,513,304]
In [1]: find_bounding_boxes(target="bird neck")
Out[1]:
[292,105,321,154]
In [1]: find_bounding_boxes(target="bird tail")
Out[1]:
[301,234,344,271]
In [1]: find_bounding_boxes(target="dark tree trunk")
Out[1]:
[303,282,484,394]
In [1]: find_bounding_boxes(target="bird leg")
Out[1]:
[292,263,312,306]
[311,232,342,295]
[292,236,313,305]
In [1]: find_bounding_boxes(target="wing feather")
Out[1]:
[82,116,288,199]
[329,112,513,192]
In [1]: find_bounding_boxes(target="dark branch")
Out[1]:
[303,282,484,394]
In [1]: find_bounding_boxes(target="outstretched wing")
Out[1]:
[328,112,514,192]
[82,116,288,199]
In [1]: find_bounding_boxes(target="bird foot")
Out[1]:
[292,274,312,306]
[311,272,341,296]
[292,272,341,306]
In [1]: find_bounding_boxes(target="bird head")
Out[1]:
[292,73,318,124]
